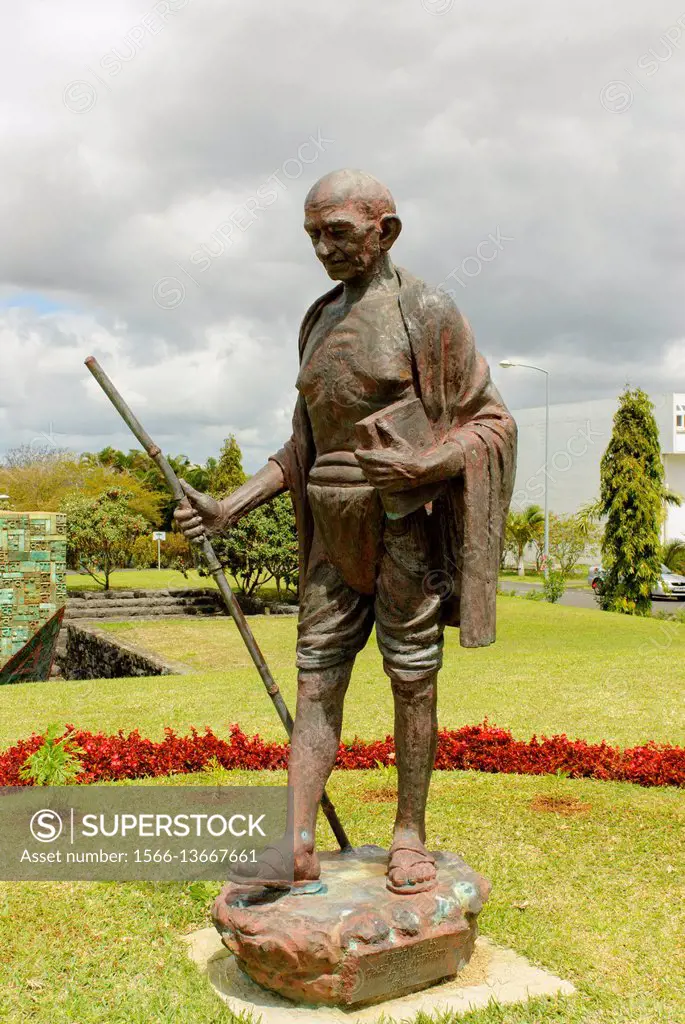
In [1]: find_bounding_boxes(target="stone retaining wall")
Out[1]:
[64,622,191,680]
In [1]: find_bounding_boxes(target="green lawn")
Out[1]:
[66,566,590,594]
[67,568,225,591]
[1,599,683,750]
[1,599,684,1023]
[66,568,287,604]
[1,768,683,1023]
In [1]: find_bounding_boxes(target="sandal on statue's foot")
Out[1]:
[228,843,321,890]
[386,836,437,895]
[227,844,294,889]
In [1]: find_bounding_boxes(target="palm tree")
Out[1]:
[576,499,601,538]
[662,538,685,575]
[505,505,545,576]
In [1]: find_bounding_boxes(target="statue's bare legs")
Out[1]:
[236,661,438,892]
[387,670,438,893]
[235,660,354,885]
[287,661,354,879]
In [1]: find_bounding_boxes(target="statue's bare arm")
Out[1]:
[174,459,286,540]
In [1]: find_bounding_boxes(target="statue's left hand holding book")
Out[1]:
[355,396,443,518]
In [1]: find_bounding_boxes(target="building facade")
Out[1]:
[510,392,685,542]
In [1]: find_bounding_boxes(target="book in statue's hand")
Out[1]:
[355,396,442,519]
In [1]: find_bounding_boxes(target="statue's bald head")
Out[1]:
[304,169,402,283]
[305,169,397,220]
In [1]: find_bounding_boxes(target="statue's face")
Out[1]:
[304,199,383,282]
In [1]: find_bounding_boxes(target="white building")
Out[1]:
[510,392,685,542]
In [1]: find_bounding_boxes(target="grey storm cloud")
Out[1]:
[1,0,684,469]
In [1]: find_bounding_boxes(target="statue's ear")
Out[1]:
[379,214,402,251]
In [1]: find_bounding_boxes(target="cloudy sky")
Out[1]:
[1,0,684,472]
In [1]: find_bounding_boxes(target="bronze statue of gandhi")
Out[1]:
[176,169,516,893]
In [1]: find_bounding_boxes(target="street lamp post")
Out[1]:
[499,360,550,578]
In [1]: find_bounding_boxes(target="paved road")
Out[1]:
[498,579,685,616]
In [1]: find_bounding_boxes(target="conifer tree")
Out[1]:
[599,388,663,615]
[209,435,247,497]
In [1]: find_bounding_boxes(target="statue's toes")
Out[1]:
[386,844,437,894]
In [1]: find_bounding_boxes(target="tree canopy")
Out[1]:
[208,435,247,497]
[59,487,148,590]
[599,387,664,615]
[505,505,544,576]
[0,447,163,523]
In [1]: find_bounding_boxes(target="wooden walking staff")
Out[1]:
[84,355,351,853]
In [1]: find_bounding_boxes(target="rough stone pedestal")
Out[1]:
[211,844,490,1009]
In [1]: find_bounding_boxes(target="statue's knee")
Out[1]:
[298,663,352,702]
[389,671,436,704]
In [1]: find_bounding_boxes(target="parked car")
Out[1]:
[588,564,685,599]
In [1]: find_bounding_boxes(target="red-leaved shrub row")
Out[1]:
[0,722,682,788]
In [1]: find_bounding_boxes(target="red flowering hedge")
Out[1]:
[0,722,682,788]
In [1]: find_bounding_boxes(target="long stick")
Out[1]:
[84,356,351,852]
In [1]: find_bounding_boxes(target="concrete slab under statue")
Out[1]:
[212,845,489,1008]
[185,912,575,1022]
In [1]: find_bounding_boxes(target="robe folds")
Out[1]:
[269,267,518,648]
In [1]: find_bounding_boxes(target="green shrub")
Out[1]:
[543,570,567,603]
[19,725,84,786]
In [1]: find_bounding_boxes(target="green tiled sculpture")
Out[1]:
[0,512,67,683]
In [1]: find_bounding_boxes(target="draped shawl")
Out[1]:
[269,267,517,647]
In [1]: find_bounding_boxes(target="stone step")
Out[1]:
[66,603,223,615]
[68,594,218,607]
[68,587,217,601]
[65,604,224,620]
[62,588,296,624]
[66,596,221,610]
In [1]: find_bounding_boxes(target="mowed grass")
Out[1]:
[499,568,591,590]
[1,599,683,750]
[67,568,213,591]
[1,598,684,1023]
[66,568,285,603]
[1,769,683,1023]
[67,567,591,593]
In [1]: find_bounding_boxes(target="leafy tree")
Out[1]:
[548,513,601,575]
[207,495,298,598]
[59,487,148,589]
[599,388,664,615]
[3,443,71,468]
[505,505,544,576]
[261,494,299,599]
[209,435,247,498]
[1,448,162,524]
[148,455,213,531]
[0,449,83,511]
[79,448,212,529]
[576,499,602,538]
